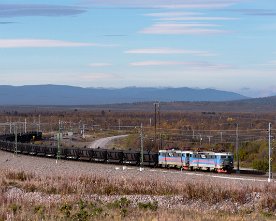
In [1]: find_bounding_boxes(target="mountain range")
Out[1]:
[0,85,247,105]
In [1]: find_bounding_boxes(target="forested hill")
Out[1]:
[90,96,276,113]
[0,85,247,105]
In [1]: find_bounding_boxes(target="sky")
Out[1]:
[0,0,276,97]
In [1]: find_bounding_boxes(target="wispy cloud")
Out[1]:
[81,0,241,9]
[156,16,238,21]
[103,34,127,37]
[229,9,276,16]
[79,73,115,80]
[89,63,112,67]
[143,10,238,35]
[0,21,15,24]
[125,48,216,56]
[140,23,229,35]
[160,2,239,10]
[260,60,276,67]
[146,12,203,17]
[0,4,86,18]
[0,39,114,48]
[130,61,189,66]
[130,60,231,69]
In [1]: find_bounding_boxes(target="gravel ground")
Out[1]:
[0,150,273,188]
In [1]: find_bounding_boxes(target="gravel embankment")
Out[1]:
[0,150,272,187]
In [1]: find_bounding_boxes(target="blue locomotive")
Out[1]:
[159,149,234,173]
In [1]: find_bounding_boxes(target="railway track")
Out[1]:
[0,132,273,182]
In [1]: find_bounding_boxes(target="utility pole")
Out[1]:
[154,102,157,150]
[140,123,144,171]
[220,132,223,143]
[9,120,12,134]
[236,123,240,173]
[207,136,212,146]
[14,123,17,155]
[24,118,27,133]
[268,123,272,182]
[56,120,61,163]
[153,102,159,150]
[199,134,202,149]
[82,124,85,138]
[38,114,41,132]
[118,119,121,131]
[158,103,161,151]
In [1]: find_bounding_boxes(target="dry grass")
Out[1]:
[0,168,276,220]
[0,170,256,203]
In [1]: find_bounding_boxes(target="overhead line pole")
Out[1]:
[154,102,157,150]
[24,118,27,133]
[14,123,17,155]
[268,123,272,182]
[140,123,144,171]
[56,120,61,163]
[158,103,161,151]
[236,123,240,173]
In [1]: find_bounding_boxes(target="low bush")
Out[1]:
[138,201,158,211]
[252,159,269,172]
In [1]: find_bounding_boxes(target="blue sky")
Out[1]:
[0,0,276,97]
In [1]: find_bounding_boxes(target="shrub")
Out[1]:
[6,171,33,181]
[138,201,158,211]
[34,205,44,214]
[60,203,72,218]
[252,159,269,172]
[10,203,21,214]
[107,197,130,209]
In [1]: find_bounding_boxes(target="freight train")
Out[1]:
[0,132,234,173]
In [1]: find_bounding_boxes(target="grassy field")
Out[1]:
[0,168,275,221]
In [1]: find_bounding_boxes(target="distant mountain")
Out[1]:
[91,96,276,113]
[0,85,248,105]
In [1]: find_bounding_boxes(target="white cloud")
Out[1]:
[141,23,228,35]
[145,12,203,17]
[159,3,236,9]
[0,39,114,48]
[81,0,242,9]
[130,60,230,69]
[236,86,276,98]
[89,63,112,67]
[79,73,115,80]
[125,48,216,56]
[130,61,188,66]
[156,16,238,21]
[0,71,118,86]
[259,60,276,67]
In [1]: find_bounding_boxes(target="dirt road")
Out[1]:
[88,135,128,149]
